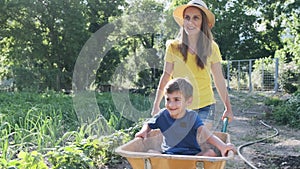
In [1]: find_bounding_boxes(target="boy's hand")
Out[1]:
[221,143,236,157]
[151,106,160,116]
[135,131,148,139]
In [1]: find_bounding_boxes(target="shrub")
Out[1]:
[279,61,300,94]
[266,91,300,128]
[0,151,48,169]
[252,58,276,90]
[134,68,162,95]
[47,145,94,169]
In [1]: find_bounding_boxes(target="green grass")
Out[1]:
[0,91,140,168]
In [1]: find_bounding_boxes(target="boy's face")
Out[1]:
[165,91,192,119]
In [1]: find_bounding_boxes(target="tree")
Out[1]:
[95,0,165,90]
[274,0,300,92]
[0,0,127,91]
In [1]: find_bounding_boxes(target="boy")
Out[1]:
[135,78,235,156]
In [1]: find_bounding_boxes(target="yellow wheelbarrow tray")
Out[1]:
[115,129,234,169]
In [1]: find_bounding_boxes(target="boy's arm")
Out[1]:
[197,126,235,156]
[135,123,151,139]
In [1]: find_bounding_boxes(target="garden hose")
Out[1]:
[237,120,279,169]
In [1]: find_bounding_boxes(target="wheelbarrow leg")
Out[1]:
[144,158,152,169]
[196,161,204,169]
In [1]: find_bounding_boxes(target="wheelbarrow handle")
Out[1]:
[221,117,229,133]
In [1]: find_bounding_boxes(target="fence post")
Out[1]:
[274,58,279,92]
[249,60,252,92]
[227,60,230,90]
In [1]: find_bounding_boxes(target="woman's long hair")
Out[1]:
[178,9,213,69]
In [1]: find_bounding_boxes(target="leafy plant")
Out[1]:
[0,151,48,169]
[264,97,283,107]
[266,91,300,128]
[0,91,143,168]
[47,145,94,169]
[17,151,48,169]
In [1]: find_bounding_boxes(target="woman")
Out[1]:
[152,0,234,124]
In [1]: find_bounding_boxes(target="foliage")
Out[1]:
[213,1,268,60]
[96,92,150,130]
[265,91,300,129]
[96,46,129,89]
[264,97,283,107]
[251,57,276,90]
[47,145,94,168]
[273,1,300,93]
[0,91,144,168]
[280,69,299,94]
[105,0,165,90]
[0,0,126,91]
[277,1,300,64]
[276,52,300,93]
[134,68,163,95]
[87,130,132,166]
[0,130,133,168]
[0,151,48,169]
[1,0,299,92]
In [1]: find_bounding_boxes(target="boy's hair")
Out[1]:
[165,78,193,99]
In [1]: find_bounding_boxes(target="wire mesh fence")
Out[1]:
[224,58,279,92]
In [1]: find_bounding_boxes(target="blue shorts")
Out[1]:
[193,104,215,121]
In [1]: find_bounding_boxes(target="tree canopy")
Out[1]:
[0,0,299,91]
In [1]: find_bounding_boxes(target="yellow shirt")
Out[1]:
[164,39,222,109]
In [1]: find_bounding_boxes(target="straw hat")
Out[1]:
[173,0,215,28]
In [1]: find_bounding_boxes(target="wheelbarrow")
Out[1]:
[115,118,234,169]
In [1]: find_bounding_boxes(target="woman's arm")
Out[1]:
[151,62,174,116]
[211,62,234,122]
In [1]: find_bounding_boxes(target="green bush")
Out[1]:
[264,97,283,107]
[47,145,94,169]
[96,92,145,130]
[266,91,300,128]
[279,61,300,94]
[0,151,48,169]
[134,68,162,95]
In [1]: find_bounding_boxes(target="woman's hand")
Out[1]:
[222,108,234,123]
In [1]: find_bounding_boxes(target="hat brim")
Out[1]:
[173,4,215,28]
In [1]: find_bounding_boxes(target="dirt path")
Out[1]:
[225,91,300,169]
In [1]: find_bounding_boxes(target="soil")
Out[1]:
[225,91,300,169]
[112,91,300,169]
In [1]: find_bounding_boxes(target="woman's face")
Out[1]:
[183,7,202,36]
